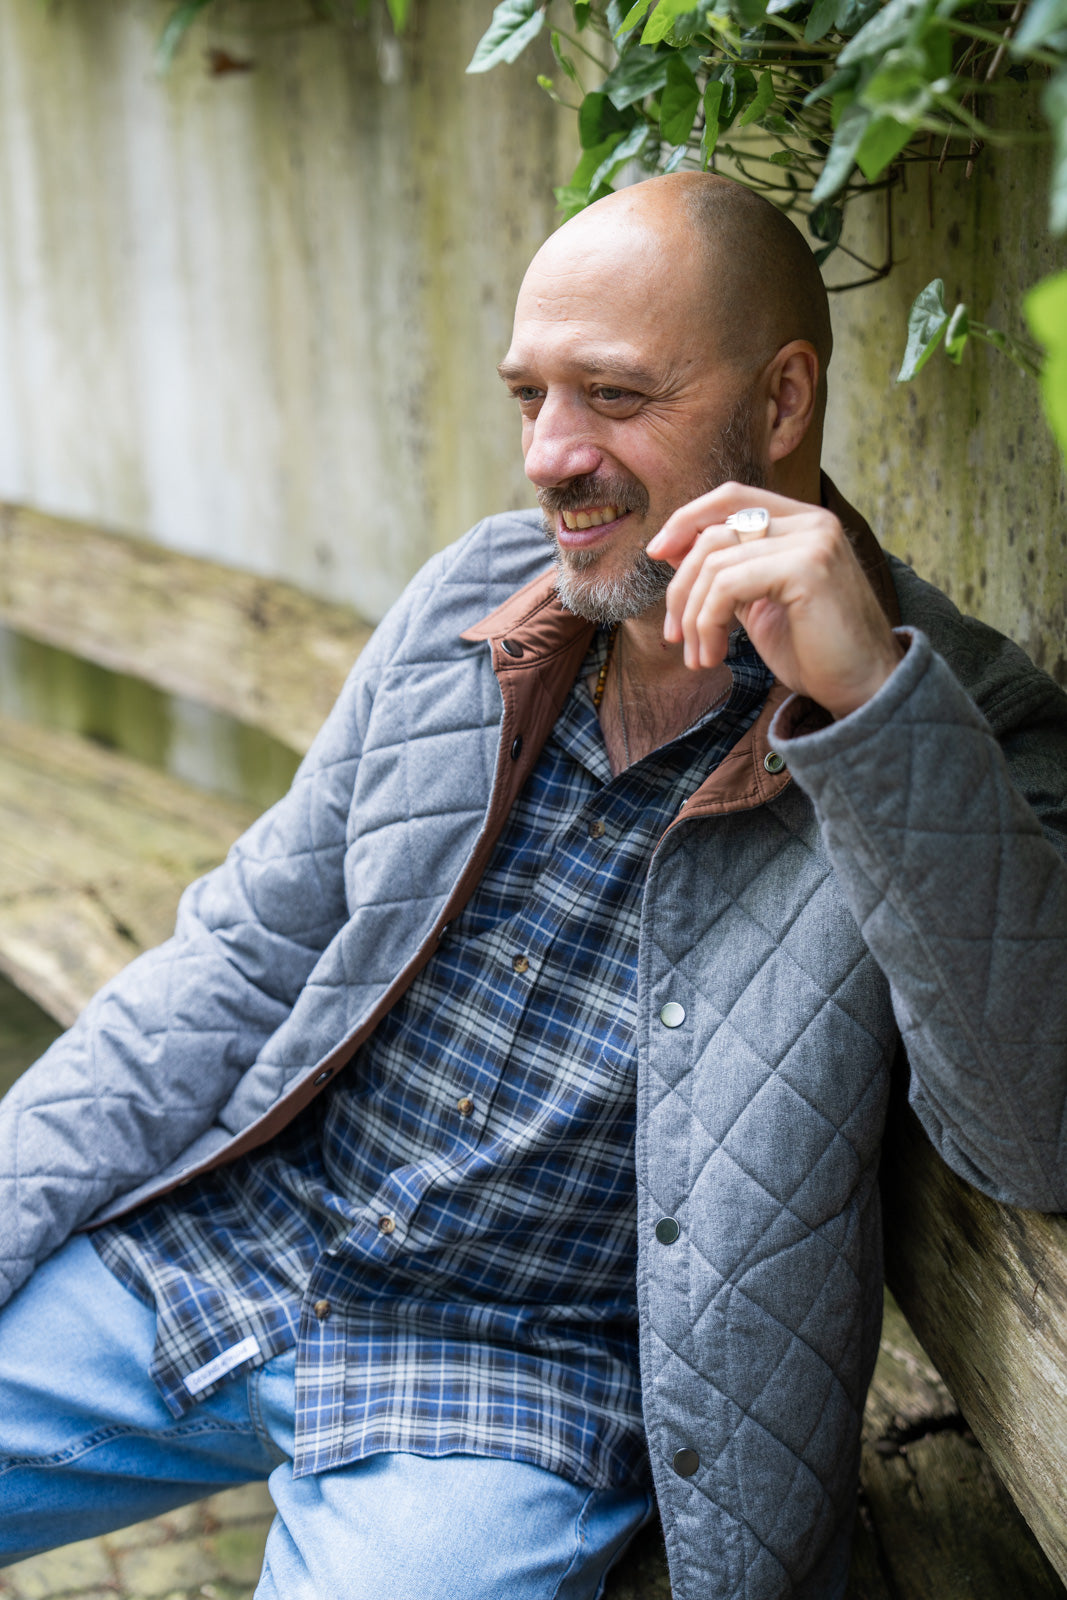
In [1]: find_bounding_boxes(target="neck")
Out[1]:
[596,604,732,775]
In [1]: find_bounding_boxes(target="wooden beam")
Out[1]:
[0,503,373,755]
[0,712,255,1024]
[882,1088,1067,1585]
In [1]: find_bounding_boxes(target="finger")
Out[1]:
[676,556,729,668]
[662,517,827,645]
[663,526,740,641]
[647,485,820,563]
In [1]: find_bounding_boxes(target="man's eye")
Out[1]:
[594,386,630,402]
[512,387,542,404]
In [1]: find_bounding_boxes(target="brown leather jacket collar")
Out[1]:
[462,474,900,819]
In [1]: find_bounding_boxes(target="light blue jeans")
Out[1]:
[0,1237,652,1599]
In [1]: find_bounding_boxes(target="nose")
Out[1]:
[522,393,602,489]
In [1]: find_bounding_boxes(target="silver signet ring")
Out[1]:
[725,507,771,541]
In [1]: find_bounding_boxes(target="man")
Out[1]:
[2,172,1066,1600]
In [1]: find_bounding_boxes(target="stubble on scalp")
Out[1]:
[541,393,766,626]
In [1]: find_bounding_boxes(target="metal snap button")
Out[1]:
[659,1001,686,1029]
[511,736,523,760]
[655,1218,680,1245]
[500,638,524,658]
[313,1067,333,1086]
[764,750,785,774]
[672,1448,700,1478]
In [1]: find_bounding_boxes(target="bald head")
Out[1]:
[540,172,832,393]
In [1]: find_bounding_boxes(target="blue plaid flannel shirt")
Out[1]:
[94,628,771,1486]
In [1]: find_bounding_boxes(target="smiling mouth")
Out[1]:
[560,504,624,531]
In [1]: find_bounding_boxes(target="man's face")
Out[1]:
[499,219,765,624]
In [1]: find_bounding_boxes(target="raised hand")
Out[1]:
[646,482,905,721]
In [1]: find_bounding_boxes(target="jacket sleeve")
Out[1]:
[773,624,1067,1212]
[0,546,450,1308]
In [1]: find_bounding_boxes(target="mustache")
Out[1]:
[537,473,650,518]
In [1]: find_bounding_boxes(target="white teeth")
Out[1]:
[561,505,621,531]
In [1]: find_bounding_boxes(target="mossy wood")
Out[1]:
[881,1090,1067,1586]
[0,504,372,756]
[0,712,255,1026]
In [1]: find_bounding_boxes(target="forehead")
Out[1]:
[504,223,715,380]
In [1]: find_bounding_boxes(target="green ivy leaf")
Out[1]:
[860,44,930,114]
[701,79,725,164]
[897,278,950,380]
[945,302,970,363]
[601,46,674,108]
[574,2,592,27]
[1045,67,1067,234]
[642,0,701,42]
[660,54,702,142]
[155,0,214,73]
[663,143,690,171]
[739,69,775,125]
[808,200,844,244]
[570,131,627,191]
[803,63,861,108]
[1025,270,1067,459]
[734,0,771,27]
[385,0,412,29]
[833,0,881,37]
[589,122,652,187]
[467,0,546,72]
[804,0,838,42]
[712,62,758,124]
[1014,0,1067,54]
[579,92,629,146]
[839,0,929,64]
[769,148,796,164]
[855,113,913,179]
[810,101,870,201]
[617,0,654,34]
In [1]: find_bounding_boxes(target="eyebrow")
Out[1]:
[497,353,660,389]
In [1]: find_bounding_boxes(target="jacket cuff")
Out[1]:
[769,627,989,788]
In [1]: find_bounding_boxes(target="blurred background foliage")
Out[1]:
[466,0,1067,460]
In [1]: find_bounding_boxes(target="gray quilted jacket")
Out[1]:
[3,486,1067,1599]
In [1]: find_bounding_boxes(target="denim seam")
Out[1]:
[0,1415,259,1477]
[246,1363,290,1469]
[548,1489,598,1600]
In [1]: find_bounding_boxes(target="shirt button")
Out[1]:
[378,1215,396,1235]
[655,1218,680,1245]
[313,1298,331,1321]
[764,750,786,774]
[457,1096,474,1117]
[588,819,606,839]
[660,1001,686,1028]
[673,1448,700,1478]
[512,954,530,973]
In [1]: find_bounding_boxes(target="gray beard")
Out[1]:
[542,399,765,626]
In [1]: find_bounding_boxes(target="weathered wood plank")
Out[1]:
[0,503,372,754]
[882,1089,1067,1585]
[860,1294,1066,1599]
[0,712,255,1024]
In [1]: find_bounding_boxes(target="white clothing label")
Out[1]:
[182,1335,261,1396]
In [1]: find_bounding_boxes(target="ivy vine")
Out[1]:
[469,0,1067,460]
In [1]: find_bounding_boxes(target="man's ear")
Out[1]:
[762,341,819,464]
